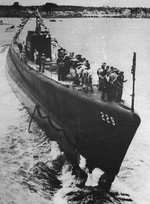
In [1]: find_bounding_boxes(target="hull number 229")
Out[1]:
[100,112,116,126]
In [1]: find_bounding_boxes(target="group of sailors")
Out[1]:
[16,41,127,102]
[57,48,127,101]
[57,48,94,93]
[97,63,127,101]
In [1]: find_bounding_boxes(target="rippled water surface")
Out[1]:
[0,17,150,204]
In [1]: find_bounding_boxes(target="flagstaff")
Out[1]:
[131,52,136,112]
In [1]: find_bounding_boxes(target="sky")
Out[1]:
[0,0,150,8]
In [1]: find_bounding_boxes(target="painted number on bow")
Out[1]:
[100,112,116,126]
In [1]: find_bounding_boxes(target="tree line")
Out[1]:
[0,2,150,18]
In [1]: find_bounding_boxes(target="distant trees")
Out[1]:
[12,2,21,9]
[1,2,150,18]
[42,3,58,12]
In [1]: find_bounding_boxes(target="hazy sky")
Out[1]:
[0,0,150,7]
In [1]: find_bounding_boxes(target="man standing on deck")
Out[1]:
[97,62,106,91]
[40,53,46,72]
[115,71,127,101]
[108,69,118,101]
[33,49,39,64]
[21,45,26,63]
[57,48,66,81]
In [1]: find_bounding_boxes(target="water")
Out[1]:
[0,17,150,203]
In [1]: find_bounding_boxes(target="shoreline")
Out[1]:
[1,15,150,19]
[1,4,150,19]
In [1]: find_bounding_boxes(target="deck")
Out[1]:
[13,44,124,106]
[27,60,105,103]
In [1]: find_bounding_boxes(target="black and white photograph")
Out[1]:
[0,0,149,203]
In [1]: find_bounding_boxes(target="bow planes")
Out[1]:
[5,10,141,191]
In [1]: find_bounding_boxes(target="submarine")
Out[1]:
[5,10,141,190]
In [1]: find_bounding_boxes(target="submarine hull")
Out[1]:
[6,46,141,177]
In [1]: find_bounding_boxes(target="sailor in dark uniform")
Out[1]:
[115,71,127,101]
[21,46,26,63]
[40,53,46,72]
[63,55,71,79]
[107,69,118,101]
[83,69,89,93]
[57,48,68,81]
[101,74,109,100]
[97,62,107,91]
[18,42,23,53]
[57,57,65,81]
